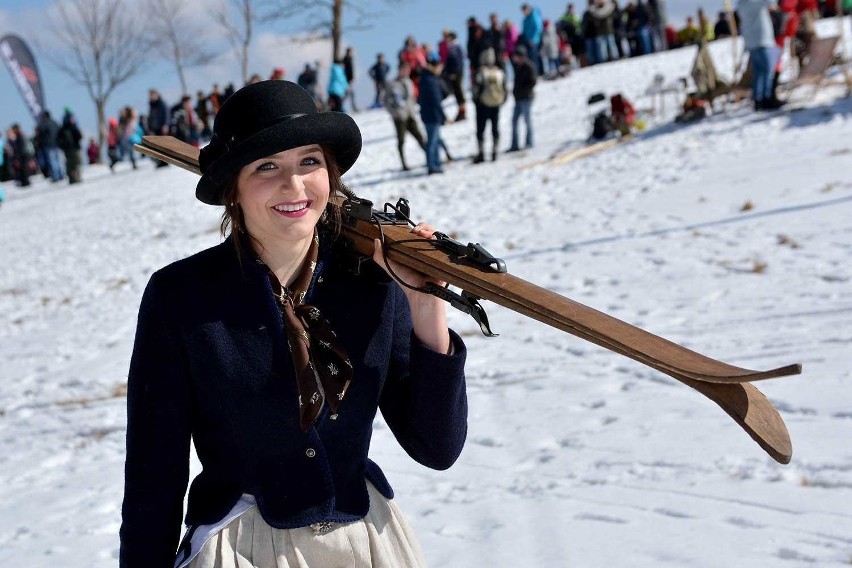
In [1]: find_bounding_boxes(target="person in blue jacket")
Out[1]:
[521,3,545,73]
[418,53,450,175]
[327,58,350,112]
[119,80,468,568]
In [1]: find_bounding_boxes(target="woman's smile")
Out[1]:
[272,199,313,217]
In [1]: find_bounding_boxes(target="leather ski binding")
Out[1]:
[341,196,501,336]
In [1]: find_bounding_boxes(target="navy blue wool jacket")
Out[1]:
[119,237,468,567]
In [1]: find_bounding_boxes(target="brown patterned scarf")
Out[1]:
[263,230,352,431]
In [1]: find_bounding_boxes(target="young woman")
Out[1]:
[120,80,469,568]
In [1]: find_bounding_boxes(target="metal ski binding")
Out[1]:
[431,232,507,273]
[423,283,498,337]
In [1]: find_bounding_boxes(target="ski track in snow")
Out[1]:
[2,27,852,567]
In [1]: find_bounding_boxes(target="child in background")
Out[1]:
[610,93,636,135]
[87,138,101,165]
[107,117,120,172]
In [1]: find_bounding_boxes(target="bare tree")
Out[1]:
[146,0,218,95]
[265,0,379,62]
[212,0,259,85]
[47,0,150,148]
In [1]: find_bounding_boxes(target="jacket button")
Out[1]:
[305,448,316,458]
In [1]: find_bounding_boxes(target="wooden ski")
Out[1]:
[135,135,798,464]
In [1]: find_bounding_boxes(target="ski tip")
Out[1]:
[702,362,803,383]
[741,383,793,465]
[690,380,793,464]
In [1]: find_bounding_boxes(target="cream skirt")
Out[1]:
[188,483,427,568]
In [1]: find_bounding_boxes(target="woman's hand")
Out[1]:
[372,223,451,354]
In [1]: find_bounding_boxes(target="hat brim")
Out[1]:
[196,111,361,205]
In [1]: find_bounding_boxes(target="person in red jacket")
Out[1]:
[773,0,800,99]
[610,93,636,136]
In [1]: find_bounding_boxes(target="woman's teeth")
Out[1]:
[273,202,308,212]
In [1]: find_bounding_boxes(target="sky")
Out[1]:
[0,0,718,138]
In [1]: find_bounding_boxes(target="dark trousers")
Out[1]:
[475,103,500,143]
[64,149,82,183]
[327,94,343,112]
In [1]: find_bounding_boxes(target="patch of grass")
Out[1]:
[739,200,754,212]
[777,234,800,249]
[191,225,221,238]
[105,277,130,290]
[0,287,26,297]
[55,383,128,408]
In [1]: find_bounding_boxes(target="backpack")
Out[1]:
[169,109,189,142]
[769,9,787,39]
[591,112,613,140]
[478,67,506,107]
[384,82,405,110]
[57,126,75,151]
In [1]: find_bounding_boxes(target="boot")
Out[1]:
[491,139,499,162]
[472,140,485,164]
[771,71,780,101]
[762,97,786,110]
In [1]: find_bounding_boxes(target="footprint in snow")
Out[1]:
[574,512,629,524]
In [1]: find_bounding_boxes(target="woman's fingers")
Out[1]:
[410,222,436,240]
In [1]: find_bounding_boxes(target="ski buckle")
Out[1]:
[431,232,507,273]
[423,283,498,337]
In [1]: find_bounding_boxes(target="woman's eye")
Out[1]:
[302,155,325,166]
[256,162,277,171]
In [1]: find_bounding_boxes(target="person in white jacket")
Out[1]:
[541,19,561,75]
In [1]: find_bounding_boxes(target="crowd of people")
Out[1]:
[1,109,83,192]
[0,0,841,204]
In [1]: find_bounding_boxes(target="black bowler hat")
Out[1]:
[196,80,362,205]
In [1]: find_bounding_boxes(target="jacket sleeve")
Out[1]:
[120,273,192,568]
[379,284,468,470]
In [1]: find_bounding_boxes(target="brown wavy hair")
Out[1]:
[219,144,354,260]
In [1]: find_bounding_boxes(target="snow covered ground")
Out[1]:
[1,26,851,568]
